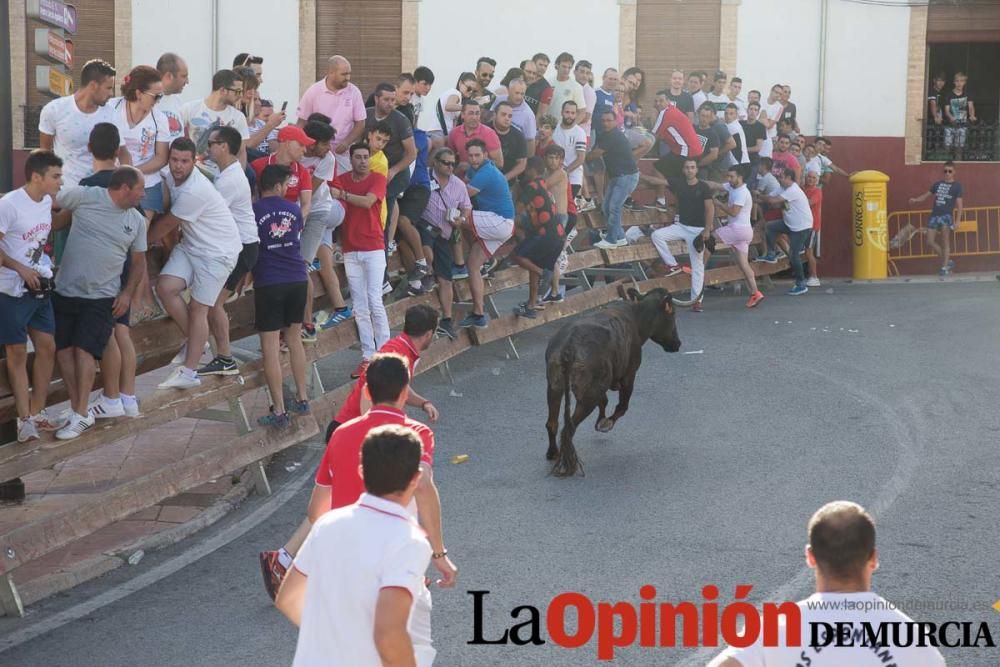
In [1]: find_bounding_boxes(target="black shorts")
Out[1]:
[514,231,564,271]
[116,255,131,327]
[397,185,431,223]
[417,221,457,280]
[254,281,308,332]
[655,153,687,180]
[53,293,114,359]
[224,243,260,292]
[324,419,342,444]
[571,184,582,198]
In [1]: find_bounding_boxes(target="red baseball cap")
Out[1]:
[277,125,315,146]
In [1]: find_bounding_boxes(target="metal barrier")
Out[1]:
[887,206,1000,274]
[923,122,998,162]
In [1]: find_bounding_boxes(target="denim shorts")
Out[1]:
[0,292,55,345]
[141,182,165,214]
[928,214,954,231]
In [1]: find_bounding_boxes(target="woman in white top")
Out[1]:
[434,72,477,136]
[111,66,170,219]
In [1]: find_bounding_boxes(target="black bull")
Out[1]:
[544,288,681,477]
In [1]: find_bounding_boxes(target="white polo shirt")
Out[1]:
[162,167,241,261]
[213,161,257,245]
[291,493,432,667]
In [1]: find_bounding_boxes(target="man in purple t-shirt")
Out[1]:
[252,164,311,428]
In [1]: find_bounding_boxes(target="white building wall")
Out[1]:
[736,0,911,137]
[130,0,299,116]
[417,0,620,101]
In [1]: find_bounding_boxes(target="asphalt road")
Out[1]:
[2,280,1000,666]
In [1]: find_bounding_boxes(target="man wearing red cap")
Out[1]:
[251,126,315,217]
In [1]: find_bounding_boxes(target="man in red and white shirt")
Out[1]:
[329,143,389,377]
[279,354,457,666]
[652,103,704,180]
[250,125,314,217]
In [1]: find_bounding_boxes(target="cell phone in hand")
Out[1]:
[281,101,288,112]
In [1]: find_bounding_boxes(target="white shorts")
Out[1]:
[161,245,237,306]
[470,210,514,257]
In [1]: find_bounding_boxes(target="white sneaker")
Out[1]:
[17,418,39,443]
[158,367,202,390]
[565,228,578,244]
[122,397,141,417]
[171,340,211,365]
[56,412,95,440]
[805,277,822,287]
[32,408,70,431]
[89,394,126,419]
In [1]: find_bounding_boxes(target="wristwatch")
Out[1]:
[432,549,448,560]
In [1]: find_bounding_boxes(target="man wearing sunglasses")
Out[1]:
[180,69,253,172]
[474,56,497,110]
[908,161,963,276]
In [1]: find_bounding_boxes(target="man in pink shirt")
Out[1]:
[770,133,802,183]
[296,55,367,176]
[447,100,503,172]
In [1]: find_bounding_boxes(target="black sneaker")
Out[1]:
[436,318,457,340]
[197,355,239,376]
[625,198,645,213]
[407,282,427,297]
[409,264,429,281]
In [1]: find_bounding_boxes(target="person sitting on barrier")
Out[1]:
[705,165,764,308]
[198,126,258,378]
[77,123,143,420]
[0,151,67,443]
[648,158,714,312]
[756,168,814,296]
[150,137,241,390]
[276,424,431,666]
[458,138,515,330]
[297,117,352,331]
[259,305,441,599]
[752,156,783,253]
[908,161,963,277]
[50,166,148,440]
[511,157,565,320]
[420,147,473,340]
[709,500,946,667]
[253,165,311,428]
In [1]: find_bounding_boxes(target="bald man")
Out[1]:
[297,55,367,175]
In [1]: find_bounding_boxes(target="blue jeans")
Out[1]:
[765,219,811,285]
[602,171,639,243]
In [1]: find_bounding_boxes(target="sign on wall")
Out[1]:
[33,28,74,68]
[26,0,78,34]
[35,65,73,97]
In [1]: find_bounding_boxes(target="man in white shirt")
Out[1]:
[707,166,763,308]
[687,71,708,111]
[706,71,730,119]
[38,59,128,187]
[149,138,241,389]
[0,151,67,444]
[760,84,785,159]
[198,126,259,378]
[757,169,813,295]
[548,53,588,130]
[155,52,190,142]
[412,66,436,131]
[727,77,748,120]
[276,425,433,667]
[552,102,588,200]
[710,500,946,667]
[574,60,597,137]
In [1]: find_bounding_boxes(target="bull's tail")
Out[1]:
[551,358,584,478]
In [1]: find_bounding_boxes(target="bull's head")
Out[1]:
[627,287,681,353]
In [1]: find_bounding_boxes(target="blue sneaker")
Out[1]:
[258,410,291,428]
[320,307,352,329]
[786,284,809,296]
[755,252,778,264]
[458,312,489,329]
[289,399,310,415]
[452,265,470,280]
[513,303,538,319]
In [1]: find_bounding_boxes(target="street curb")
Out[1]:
[16,467,257,608]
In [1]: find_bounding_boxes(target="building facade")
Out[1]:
[4,0,998,275]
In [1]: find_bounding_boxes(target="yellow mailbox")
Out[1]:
[849,170,890,280]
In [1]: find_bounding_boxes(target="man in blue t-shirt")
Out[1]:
[457,138,514,330]
[394,128,433,296]
[252,164,312,428]
[908,161,964,276]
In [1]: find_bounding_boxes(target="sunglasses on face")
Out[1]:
[944,169,954,173]
[207,140,226,146]
[437,159,456,167]
[227,87,244,95]
[480,72,494,79]
[141,90,164,102]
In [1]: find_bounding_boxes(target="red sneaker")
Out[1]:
[350,360,369,380]
[746,291,765,308]
[664,265,684,277]
[258,550,287,601]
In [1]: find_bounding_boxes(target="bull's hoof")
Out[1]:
[595,418,615,433]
